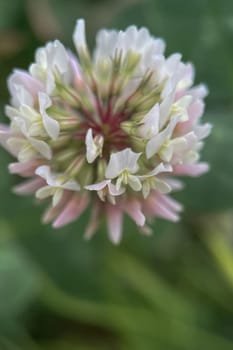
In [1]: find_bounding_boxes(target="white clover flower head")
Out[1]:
[0,19,211,243]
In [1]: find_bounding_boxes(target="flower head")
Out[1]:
[0,19,211,243]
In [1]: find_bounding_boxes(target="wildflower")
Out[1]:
[0,19,211,243]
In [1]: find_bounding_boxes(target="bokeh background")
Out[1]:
[0,0,233,349]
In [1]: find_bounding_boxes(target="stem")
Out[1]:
[38,273,233,350]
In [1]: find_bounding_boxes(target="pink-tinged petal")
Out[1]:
[9,160,44,177]
[156,193,183,212]
[53,194,88,228]
[153,200,180,222]
[69,53,84,88]
[0,124,11,151]
[189,84,208,99]
[13,177,45,195]
[143,193,180,222]
[173,162,209,176]
[189,99,205,122]
[8,70,43,97]
[106,205,123,244]
[121,199,145,227]
[8,70,43,107]
[175,100,205,135]
[84,205,101,240]
[42,192,73,224]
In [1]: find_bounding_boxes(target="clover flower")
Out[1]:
[0,19,211,243]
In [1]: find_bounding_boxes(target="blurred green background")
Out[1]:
[0,0,233,349]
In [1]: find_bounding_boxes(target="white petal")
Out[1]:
[195,123,212,140]
[159,143,174,162]
[108,183,125,196]
[18,143,36,162]
[36,165,80,191]
[36,185,54,199]
[189,84,208,99]
[30,40,71,93]
[105,148,141,179]
[61,180,80,191]
[128,175,142,191]
[85,180,110,191]
[35,165,52,183]
[165,53,182,75]
[29,137,52,159]
[39,92,60,140]
[159,91,175,129]
[73,19,87,53]
[139,163,172,179]
[142,181,151,198]
[52,189,63,207]
[172,95,193,122]
[52,40,70,77]
[153,178,171,193]
[140,103,160,138]
[85,129,98,163]
[146,116,179,159]
[6,137,25,157]
[11,84,34,108]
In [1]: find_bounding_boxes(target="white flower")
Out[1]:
[105,148,142,191]
[85,179,124,204]
[139,163,172,198]
[5,92,59,142]
[171,95,193,122]
[30,40,72,94]
[35,165,80,206]
[146,116,179,159]
[94,25,165,72]
[8,117,51,162]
